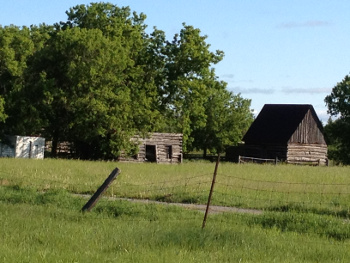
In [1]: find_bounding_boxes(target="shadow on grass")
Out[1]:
[267,204,350,219]
[248,210,350,241]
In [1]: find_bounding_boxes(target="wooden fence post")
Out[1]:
[82,167,121,212]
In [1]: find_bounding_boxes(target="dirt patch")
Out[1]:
[78,194,263,215]
[119,198,263,215]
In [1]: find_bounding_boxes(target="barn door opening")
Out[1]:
[145,145,157,162]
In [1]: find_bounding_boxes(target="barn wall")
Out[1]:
[226,144,288,162]
[119,133,183,164]
[286,143,328,165]
[245,144,288,160]
[289,110,326,144]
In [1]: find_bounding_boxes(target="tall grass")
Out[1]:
[1,158,350,215]
[0,185,350,262]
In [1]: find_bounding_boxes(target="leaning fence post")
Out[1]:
[202,153,220,229]
[82,167,121,212]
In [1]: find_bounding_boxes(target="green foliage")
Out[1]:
[325,74,350,118]
[191,82,253,154]
[324,118,350,164]
[0,24,52,135]
[325,73,350,164]
[0,96,6,123]
[0,3,253,159]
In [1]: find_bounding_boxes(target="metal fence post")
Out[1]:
[202,153,220,229]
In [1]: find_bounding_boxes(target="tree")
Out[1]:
[324,118,350,164]
[191,80,253,156]
[0,24,50,135]
[156,24,225,151]
[0,96,6,123]
[25,3,161,158]
[0,3,254,160]
[324,73,350,164]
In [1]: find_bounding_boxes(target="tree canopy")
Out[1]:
[324,73,350,164]
[0,2,253,159]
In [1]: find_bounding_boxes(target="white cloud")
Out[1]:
[221,74,234,79]
[282,88,331,94]
[232,87,275,94]
[278,20,331,28]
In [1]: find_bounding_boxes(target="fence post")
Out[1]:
[202,153,220,229]
[82,167,121,212]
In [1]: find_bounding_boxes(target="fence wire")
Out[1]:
[1,167,350,246]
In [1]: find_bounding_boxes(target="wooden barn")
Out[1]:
[118,133,183,164]
[226,104,328,165]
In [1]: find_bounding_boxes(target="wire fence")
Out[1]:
[1,167,350,214]
[1,165,350,245]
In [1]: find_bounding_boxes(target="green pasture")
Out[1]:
[0,158,350,262]
[1,158,350,215]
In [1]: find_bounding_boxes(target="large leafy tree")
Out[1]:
[156,24,225,151]
[26,3,161,158]
[324,73,350,164]
[0,24,50,134]
[191,79,253,156]
[1,2,253,159]
[154,24,253,153]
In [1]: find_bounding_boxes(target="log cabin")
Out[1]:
[118,132,183,164]
[226,104,328,165]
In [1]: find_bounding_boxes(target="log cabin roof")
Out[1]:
[242,104,324,144]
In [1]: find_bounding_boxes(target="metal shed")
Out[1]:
[226,104,328,165]
[0,135,45,159]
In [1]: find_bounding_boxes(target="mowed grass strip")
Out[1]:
[0,186,350,263]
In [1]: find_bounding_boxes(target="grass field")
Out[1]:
[1,158,350,262]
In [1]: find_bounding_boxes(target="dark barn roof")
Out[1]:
[242,104,324,144]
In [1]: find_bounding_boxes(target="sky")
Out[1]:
[2,0,350,123]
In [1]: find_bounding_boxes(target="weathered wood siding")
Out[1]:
[289,110,326,144]
[287,143,328,165]
[227,143,328,165]
[119,133,183,164]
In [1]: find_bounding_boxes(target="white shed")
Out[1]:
[0,135,45,159]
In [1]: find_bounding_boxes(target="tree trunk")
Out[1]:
[51,131,59,157]
[203,147,207,159]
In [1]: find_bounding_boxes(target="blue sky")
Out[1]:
[2,1,350,122]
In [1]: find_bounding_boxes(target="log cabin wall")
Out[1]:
[287,143,328,165]
[119,133,183,164]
